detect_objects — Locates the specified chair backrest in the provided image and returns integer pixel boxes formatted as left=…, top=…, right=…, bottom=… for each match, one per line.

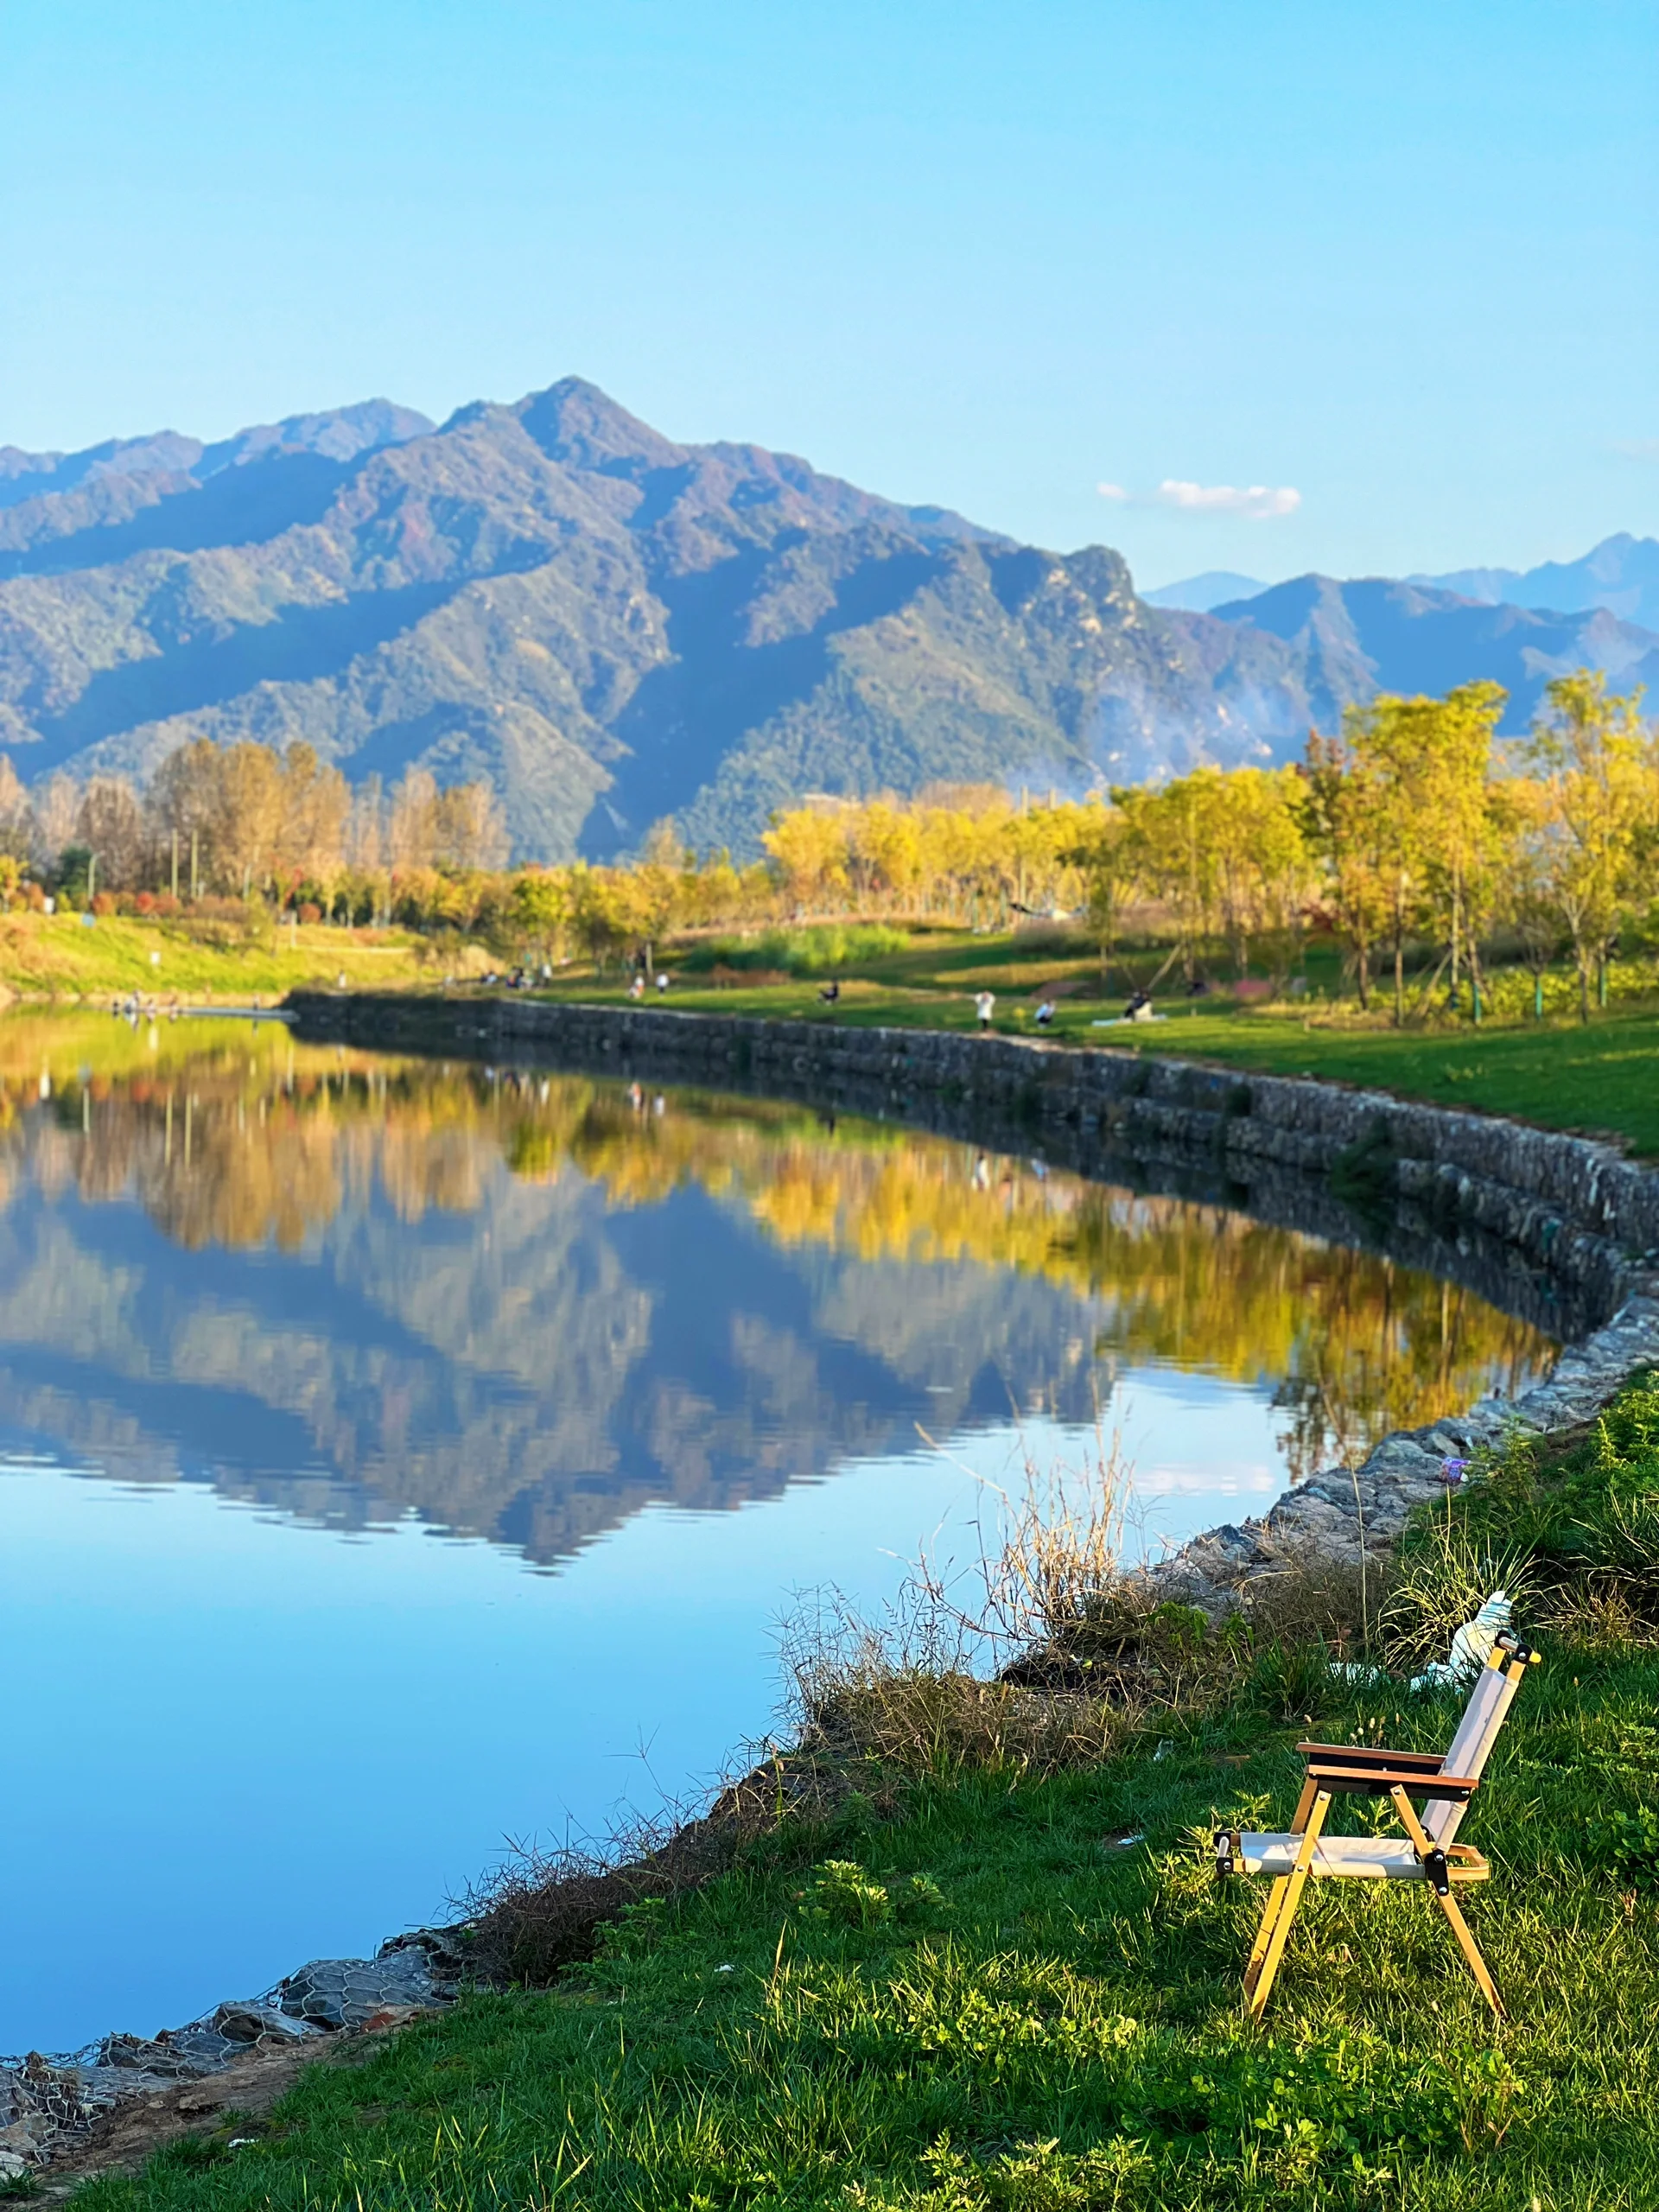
left=1422, top=1652, right=1524, bottom=1846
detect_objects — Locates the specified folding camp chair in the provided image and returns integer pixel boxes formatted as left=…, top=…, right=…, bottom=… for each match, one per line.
left=1215, top=1630, right=1540, bottom=2021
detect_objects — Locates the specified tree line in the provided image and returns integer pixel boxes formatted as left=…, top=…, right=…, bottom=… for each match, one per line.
left=1, top=671, right=1653, bottom=1022
left=765, top=671, right=1659, bottom=1023
left=0, top=741, right=507, bottom=918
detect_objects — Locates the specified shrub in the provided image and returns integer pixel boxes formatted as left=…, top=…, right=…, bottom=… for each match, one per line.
left=681, top=924, right=910, bottom=978
left=1376, top=1511, right=1538, bottom=1674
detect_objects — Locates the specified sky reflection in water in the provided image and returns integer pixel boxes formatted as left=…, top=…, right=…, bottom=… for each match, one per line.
left=0, top=1017, right=1555, bottom=2051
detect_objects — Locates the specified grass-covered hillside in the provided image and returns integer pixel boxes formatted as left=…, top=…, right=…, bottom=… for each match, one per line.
left=0, top=909, right=447, bottom=1002
left=77, top=1378, right=1659, bottom=2212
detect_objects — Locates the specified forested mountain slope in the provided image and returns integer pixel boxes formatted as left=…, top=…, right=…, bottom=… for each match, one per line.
left=2, top=378, right=1652, bottom=859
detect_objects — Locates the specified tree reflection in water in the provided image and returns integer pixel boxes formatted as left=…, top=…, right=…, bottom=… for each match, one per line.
left=0, top=1015, right=1554, bottom=1562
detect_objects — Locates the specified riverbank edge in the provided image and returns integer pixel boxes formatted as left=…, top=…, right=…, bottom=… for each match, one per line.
left=288, top=989, right=1659, bottom=1601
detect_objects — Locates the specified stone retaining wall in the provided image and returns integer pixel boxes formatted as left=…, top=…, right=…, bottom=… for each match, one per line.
left=287, top=992, right=1659, bottom=1603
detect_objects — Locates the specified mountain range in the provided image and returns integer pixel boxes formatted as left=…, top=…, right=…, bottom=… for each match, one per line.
left=2, top=377, right=1655, bottom=861
left=1151, top=537, right=1659, bottom=636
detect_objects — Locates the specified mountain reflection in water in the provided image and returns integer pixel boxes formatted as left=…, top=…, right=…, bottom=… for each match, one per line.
left=0, top=1014, right=1555, bottom=1567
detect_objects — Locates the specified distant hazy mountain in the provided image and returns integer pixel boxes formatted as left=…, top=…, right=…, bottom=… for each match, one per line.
left=1200, top=574, right=1659, bottom=733
left=1, top=378, right=1653, bottom=860
left=1142, top=570, right=1268, bottom=613
left=1410, top=534, right=1659, bottom=634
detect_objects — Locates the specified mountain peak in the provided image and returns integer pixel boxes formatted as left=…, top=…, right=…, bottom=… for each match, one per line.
left=512, top=376, right=687, bottom=479
left=0, top=403, right=432, bottom=515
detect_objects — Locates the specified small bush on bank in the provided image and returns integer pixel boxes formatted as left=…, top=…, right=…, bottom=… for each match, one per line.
left=680, top=923, right=911, bottom=977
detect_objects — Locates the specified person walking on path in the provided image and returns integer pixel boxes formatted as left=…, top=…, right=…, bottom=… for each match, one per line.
left=974, top=990, right=995, bottom=1031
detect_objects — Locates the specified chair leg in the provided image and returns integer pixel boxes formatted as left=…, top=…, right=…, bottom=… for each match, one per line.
left=1243, top=1878, right=1291, bottom=1996
left=1243, top=1775, right=1320, bottom=1999
left=1432, top=1889, right=1505, bottom=2019
left=1246, top=1790, right=1330, bottom=2021
left=1388, top=1787, right=1506, bottom=2019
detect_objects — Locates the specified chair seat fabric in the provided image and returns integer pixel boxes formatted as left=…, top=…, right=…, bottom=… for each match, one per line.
left=1237, top=1832, right=1426, bottom=1880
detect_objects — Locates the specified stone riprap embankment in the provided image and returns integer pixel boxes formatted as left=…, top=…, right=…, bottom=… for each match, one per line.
left=288, top=991, right=1659, bottom=1603
left=0, top=1940, right=457, bottom=2177
left=1166, top=1290, right=1659, bottom=1609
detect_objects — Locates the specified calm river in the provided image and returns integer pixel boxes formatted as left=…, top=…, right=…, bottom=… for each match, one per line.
left=0, top=1014, right=1554, bottom=2052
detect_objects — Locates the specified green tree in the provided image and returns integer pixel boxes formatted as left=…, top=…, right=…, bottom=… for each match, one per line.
left=1303, top=733, right=1393, bottom=1011
left=509, top=869, right=572, bottom=964
left=1522, top=673, right=1654, bottom=1021
left=1343, top=683, right=1505, bottom=1023
left=1061, top=802, right=1137, bottom=976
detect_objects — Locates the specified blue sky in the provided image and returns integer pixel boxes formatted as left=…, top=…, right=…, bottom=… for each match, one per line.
left=3, top=0, right=1653, bottom=586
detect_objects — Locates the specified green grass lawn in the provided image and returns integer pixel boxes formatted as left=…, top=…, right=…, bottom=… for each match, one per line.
left=16, top=905, right=1652, bottom=1153
left=76, top=1389, right=1659, bottom=2212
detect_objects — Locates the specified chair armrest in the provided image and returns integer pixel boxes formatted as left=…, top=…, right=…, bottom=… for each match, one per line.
left=1304, top=1759, right=1480, bottom=1799
left=1295, top=1740, right=1445, bottom=1770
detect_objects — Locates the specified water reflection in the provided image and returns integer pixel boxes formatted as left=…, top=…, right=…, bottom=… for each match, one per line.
left=0, top=1014, right=1554, bottom=1567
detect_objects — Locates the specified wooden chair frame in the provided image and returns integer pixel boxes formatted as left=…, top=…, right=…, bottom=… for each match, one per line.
left=1216, top=1632, right=1539, bottom=2021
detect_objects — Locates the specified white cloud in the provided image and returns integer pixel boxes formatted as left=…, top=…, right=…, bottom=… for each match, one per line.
left=1096, top=478, right=1301, bottom=518
left=1154, top=479, right=1301, bottom=518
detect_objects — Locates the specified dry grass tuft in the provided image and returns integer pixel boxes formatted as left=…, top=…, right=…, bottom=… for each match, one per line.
left=1234, top=1542, right=1378, bottom=1651
left=804, top=1656, right=1131, bottom=1777
left=1374, top=1511, right=1540, bottom=1674
left=1543, top=1583, right=1659, bottom=1650
left=459, top=1751, right=859, bottom=1987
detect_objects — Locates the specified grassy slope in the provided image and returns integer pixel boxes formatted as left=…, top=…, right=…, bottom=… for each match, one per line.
left=75, top=1649, right=1659, bottom=2212
left=533, top=929, right=1659, bottom=1158
left=0, top=913, right=435, bottom=1001
left=79, top=1379, right=1659, bottom=2212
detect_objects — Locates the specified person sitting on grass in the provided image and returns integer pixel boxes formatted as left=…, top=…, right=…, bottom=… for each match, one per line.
left=1125, top=987, right=1154, bottom=1021
left=1034, top=999, right=1056, bottom=1027
left=817, top=979, right=841, bottom=1004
